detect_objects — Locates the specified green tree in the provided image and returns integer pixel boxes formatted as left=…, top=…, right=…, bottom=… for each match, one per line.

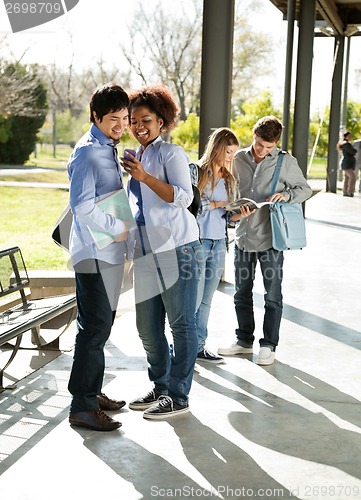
left=309, top=100, right=361, bottom=160
left=0, top=115, right=12, bottom=144
left=231, top=91, right=281, bottom=146
left=0, top=62, right=47, bottom=164
left=52, top=109, right=88, bottom=147
left=309, top=107, right=330, bottom=158
left=171, top=113, right=199, bottom=153
left=345, top=100, right=361, bottom=137
left=120, top=0, right=202, bottom=120
left=232, top=9, right=273, bottom=107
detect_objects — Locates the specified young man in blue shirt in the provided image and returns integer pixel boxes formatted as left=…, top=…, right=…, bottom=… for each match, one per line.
left=67, top=83, right=130, bottom=431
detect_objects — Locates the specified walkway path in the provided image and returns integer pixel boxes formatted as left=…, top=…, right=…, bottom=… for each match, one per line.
left=0, top=187, right=360, bottom=500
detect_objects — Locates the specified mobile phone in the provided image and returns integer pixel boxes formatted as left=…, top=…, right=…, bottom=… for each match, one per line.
left=124, top=149, right=136, bottom=160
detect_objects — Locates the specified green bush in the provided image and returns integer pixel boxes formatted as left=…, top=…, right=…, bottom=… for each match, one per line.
left=0, top=63, right=47, bottom=165
left=172, top=112, right=199, bottom=152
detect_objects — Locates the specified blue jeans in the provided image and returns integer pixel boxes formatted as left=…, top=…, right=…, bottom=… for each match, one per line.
left=196, top=238, right=226, bottom=352
left=68, top=259, right=124, bottom=412
left=234, top=245, right=283, bottom=350
left=134, top=241, right=202, bottom=406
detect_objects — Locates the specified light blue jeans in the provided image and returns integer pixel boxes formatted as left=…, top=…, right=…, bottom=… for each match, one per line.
left=134, top=240, right=202, bottom=406
left=196, top=238, right=226, bottom=352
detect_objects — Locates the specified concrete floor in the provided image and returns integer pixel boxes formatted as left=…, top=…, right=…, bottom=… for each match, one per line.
left=0, top=190, right=360, bottom=500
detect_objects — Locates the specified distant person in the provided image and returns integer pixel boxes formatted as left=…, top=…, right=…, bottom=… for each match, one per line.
left=122, top=84, right=201, bottom=419
left=190, top=128, right=240, bottom=364
left=352, top=132, right=361, bottom=193
left=337, top=131, right=357, bottom=197
left=218, top=116, right=312, bottom=366
left=67, top=83, right=130, bottom=431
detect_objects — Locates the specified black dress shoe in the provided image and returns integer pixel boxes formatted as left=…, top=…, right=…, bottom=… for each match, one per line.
left=97, top=393, right=126, bottom=411
left=69, top=409, right=122, bottom=431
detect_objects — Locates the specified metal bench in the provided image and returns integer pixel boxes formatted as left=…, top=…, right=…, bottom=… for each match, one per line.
left=0, top=246, right=77, bottom=391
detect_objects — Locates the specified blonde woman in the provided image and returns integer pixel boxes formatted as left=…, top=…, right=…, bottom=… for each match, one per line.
left=190, top=127, right=240, bottom=364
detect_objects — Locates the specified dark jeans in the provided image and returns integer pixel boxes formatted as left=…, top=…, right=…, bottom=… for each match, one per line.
left=68, top=259, right=123, bottom=413
left=234, top=245, right=283, bottom=350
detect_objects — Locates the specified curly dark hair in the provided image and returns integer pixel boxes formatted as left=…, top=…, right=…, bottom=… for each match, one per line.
left=128, top=84, right=180, bottom=131
left=252, top=115, right=283, bottom=143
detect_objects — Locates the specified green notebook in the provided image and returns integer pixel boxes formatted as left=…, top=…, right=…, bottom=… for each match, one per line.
left=87, top=189, right=136, bottom=250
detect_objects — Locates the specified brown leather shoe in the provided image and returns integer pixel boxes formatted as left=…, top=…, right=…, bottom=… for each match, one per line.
left=97, top=393, right=126, bottom=411
left=69, top=409, right=122, bottom=431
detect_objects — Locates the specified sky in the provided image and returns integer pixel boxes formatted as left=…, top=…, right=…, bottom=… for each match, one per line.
left=0, top=0, right=360, bottom=114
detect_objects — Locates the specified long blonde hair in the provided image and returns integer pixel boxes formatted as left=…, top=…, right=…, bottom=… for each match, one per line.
left=196, top=127, right=238, bottom=199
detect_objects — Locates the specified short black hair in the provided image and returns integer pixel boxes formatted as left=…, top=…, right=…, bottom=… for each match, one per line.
left=89, top=82, right=129, bottom=123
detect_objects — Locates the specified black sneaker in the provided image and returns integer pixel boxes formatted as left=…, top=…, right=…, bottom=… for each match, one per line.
left=143, top=395, right=189, bottom=420
left=197, top=347, right=224, bottom=364
left=128, top=389, right=162, bottom=411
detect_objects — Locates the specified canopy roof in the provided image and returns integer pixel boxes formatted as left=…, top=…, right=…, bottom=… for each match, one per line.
left=269, top=0, right=361, bottom=36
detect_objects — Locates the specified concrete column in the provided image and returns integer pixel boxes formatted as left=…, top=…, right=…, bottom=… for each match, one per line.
left=282, top=0, right=296, bottom=153
left=292, top=0, right=316, bottom=179
left=327, top=36, right=345, bottom=192
left=199, top=0, right=235, bottom=156
left=341, top=36, right=351, bottom=132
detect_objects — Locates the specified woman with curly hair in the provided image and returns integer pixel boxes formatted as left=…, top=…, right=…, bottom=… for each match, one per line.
left=121, top=84, right=202, bottom=419
left=189, top=128, right=239, bottom=364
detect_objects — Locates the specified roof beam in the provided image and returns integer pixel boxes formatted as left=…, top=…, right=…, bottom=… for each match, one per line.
left=317, top=0, right=345, bottom=34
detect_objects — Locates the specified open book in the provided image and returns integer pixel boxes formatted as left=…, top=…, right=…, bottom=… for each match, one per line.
left=225, top=197, right=273, bottom=213
left=87, top=189, right=136, bottom=250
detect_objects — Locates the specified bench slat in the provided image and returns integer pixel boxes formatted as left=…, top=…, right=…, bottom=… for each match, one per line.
left=0, top=294, right=76, bottom=346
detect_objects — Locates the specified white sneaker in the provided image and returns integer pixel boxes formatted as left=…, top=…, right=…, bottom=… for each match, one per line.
left=256, top=347, right=275, bottom=365
left=218, top=341, right=253, bottom=356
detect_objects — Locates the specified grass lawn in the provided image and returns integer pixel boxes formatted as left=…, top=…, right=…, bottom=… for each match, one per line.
left=0, top=186, right=71, bottom=271
left=308, top=157, right=328, bottom=178
left=0, top=145, right=328, bottom=271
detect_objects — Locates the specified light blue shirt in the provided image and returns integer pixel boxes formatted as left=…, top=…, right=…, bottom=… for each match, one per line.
left=67, top=124, right=127, bottom=266
left=196, top=178, right=228, bottom=240
left=127, top=136, right=199, bottom=253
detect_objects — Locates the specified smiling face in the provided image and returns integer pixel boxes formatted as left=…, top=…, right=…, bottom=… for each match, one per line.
left=130, top=105, right=164, bottom=148
left=252, top=135, right=276, bottom=162
left=93, top=108, right=129, bottom=143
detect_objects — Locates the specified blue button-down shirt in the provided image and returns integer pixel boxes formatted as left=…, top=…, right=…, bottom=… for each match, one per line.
left=127, top=137, right=199, bottom=254
left=67, top=124, right=127, bottom=265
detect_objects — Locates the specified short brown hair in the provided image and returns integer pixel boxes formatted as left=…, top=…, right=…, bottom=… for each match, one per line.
left=253, top=116, right=283, bottom=143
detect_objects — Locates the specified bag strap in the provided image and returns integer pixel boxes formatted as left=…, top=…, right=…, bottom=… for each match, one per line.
left=188, top=163, right=201, bottom=185
left=269, top=152, right=286, bottom=197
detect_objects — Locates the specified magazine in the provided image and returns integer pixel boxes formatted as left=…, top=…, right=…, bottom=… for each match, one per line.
left=87, top=189, right=136, bottom=250
left=225, top=197, right=273, bottom=213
